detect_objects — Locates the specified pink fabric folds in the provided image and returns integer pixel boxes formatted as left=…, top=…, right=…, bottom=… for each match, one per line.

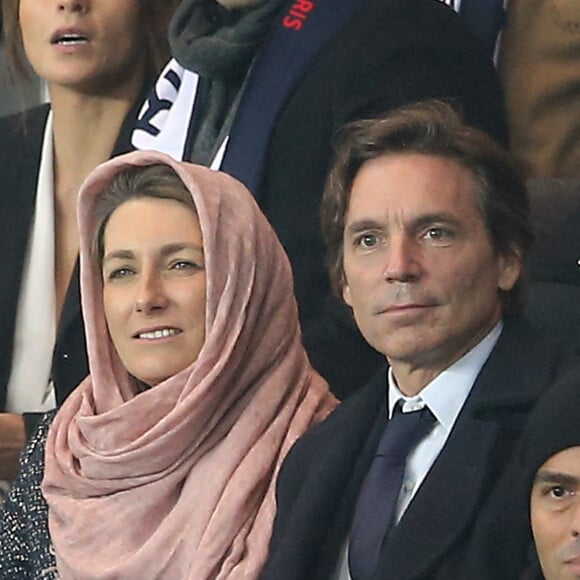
left=41, top=150, right=337, bottom=579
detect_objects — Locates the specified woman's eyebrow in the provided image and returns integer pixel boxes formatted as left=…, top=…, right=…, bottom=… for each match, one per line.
left=102, top=249, right=135, bottom=264
left=159, top=242, right=204, bottom=257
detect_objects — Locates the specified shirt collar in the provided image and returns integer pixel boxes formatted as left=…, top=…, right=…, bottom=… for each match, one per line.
left=387, top=321, right=503, bottom=432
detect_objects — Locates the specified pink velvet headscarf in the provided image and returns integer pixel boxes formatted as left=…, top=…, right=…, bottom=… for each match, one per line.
left=41, top=150, right=337, bottom=579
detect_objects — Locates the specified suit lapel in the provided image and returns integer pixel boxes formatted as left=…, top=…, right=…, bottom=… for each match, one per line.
left=267, top=367, right=388, bottom=580
left=315, top=378, right=388, bottom=578
left=374, top=317, right=560, bottom=579
left=0, top=106, right=49, bottom=408
left=57, top=260, right=81, bottom=339
left=377, top=409, right=501, bottom=579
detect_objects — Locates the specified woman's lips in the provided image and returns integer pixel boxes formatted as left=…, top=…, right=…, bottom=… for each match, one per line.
left=133, top=327, right=183, bottom=340
left=50, top=28, right=90, bottom=45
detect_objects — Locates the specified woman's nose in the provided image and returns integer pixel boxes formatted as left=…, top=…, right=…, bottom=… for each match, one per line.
left=134, top=273, right=169, bottom=314
left=58, top=0, right=88, bottom=14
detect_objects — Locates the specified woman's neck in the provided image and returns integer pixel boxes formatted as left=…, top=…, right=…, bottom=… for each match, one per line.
left=50, top=84, right=140, bottom=203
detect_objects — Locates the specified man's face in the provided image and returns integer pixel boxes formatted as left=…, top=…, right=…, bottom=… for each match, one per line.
left=341, top=153, right=521, bottom=390
left=531, top=447, right=580, bottom=580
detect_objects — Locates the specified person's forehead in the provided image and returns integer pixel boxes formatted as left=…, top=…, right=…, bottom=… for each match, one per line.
left=347, top=152, right=481, bottom=222
left=536, top=446, right=580, bottom=482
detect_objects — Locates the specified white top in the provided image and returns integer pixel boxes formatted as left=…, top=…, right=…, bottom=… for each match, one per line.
left=440, top=0, right=463, bottom=11
left=6, top=111, right=56, bottom=414
left=333, top=321, right=503, bottom=580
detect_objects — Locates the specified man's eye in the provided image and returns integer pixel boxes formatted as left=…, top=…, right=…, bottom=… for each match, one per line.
left=355, top=233, right=380, bottom=249
left=423, top=227, right=453, bottom=243
left=547, top=486, right=573, bottom=500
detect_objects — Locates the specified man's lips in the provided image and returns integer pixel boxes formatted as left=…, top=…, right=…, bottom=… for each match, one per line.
left=374, top=303, right=434, bottom=315
left=558, top=540, right=580, bottom=575
left=563, top=556, right=580, bottom=577
left=557, top=538, right=580, bottom=563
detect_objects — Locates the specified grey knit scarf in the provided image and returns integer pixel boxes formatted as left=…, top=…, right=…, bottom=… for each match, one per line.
left=168, top=0, right=286, bottom=163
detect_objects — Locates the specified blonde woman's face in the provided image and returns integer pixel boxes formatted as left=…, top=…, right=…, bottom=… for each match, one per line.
left=102, top=198, right=206, bottom=387
left=19, top=0, right=146, bottom=92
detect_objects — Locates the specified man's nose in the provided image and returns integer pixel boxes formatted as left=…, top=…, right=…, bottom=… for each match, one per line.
left=570, top=498, right=580, bottom=538
left=383, top=235, right=422, bottom=283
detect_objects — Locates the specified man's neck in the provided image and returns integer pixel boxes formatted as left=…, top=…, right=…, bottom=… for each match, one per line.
left=388, top=365, right=443, bottom=398
left=389, top=320, right=504, bottom=397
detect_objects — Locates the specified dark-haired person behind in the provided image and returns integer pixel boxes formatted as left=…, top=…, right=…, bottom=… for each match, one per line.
left=0, top=150, right=336, bottom=579
left=135, top=0, right=509, bottom=401
left=0, top=0, right=178, bottom=483
left=262, top=100, right=572, bottom=580
left=519, top=365, right=580, bottom=580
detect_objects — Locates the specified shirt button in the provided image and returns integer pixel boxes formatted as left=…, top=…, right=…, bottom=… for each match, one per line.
left=63, top=353, right=69, bottom=359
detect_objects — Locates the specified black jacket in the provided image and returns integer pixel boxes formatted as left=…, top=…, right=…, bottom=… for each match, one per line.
left=262, top=317, right=567, bottom=579
left=0, top=103, right=139, bottom=435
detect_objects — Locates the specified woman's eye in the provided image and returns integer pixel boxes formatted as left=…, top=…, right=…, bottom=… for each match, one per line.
left=170, top=260, right=202, bottom=271
left=107, top=267, right=134, bottom=281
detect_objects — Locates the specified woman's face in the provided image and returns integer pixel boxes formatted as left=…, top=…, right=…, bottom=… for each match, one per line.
left=102, top=197, right=206, bottom=387
left=18, top=0, right=146, bottom=93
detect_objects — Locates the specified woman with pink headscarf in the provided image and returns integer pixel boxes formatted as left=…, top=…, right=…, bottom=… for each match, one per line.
left=0, top=150, right=337, bottom=579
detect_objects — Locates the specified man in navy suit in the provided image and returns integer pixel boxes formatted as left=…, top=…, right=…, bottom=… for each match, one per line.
left=262, top=100, right=569, bottom=580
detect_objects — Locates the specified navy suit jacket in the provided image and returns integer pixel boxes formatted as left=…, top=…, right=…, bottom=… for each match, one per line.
left=262, top=317, right=569, bottom=579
